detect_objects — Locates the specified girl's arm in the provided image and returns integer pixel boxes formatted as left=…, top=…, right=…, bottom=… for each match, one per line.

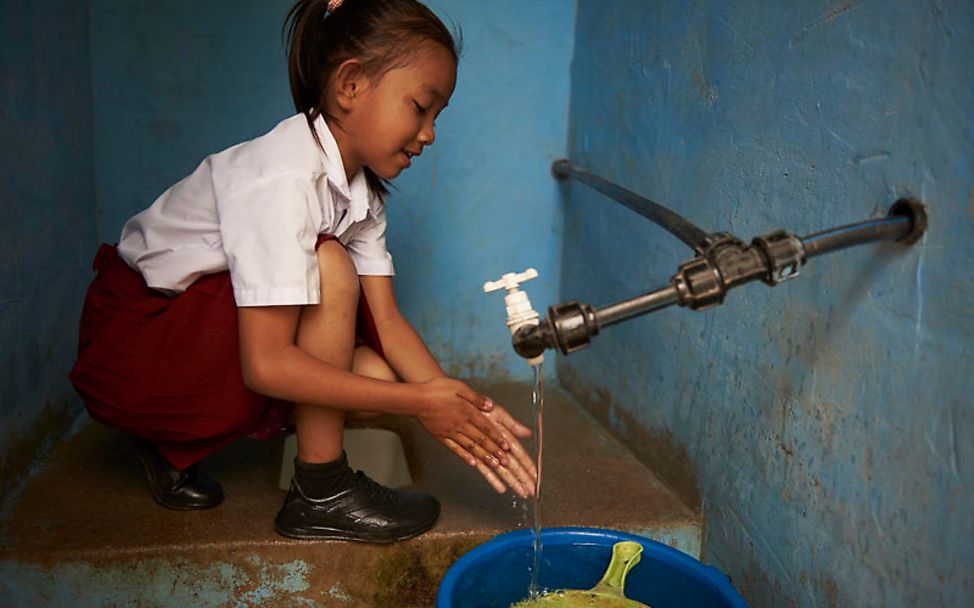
left=237, top=305, right=513, bottom=470
left=361, top=276, right=538, bottom=495
left=238, top=303, right=423, bottom=412
left=360, top=275, right=446, bottom=382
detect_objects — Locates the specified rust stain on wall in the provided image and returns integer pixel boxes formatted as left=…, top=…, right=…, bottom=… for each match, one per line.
left=804, top=2, right=858, bottom=31
left=0, top=398, right=77, bottom=511
left=558, top=369, right=701, bottom=510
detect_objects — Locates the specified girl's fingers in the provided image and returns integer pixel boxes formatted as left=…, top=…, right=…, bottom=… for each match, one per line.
left=493, top=463, right=530, bottom=498
left=443, top=438, right=478, bottom=467
left=506, top=449, right=537, bottom=494
left=494, top=405, right=533, bottom=438
left=456, top=390, right=494, bottom=413
left=460, top=435, right=503, bottom=469
left=480, top=396, right=494, bottom=412
left=454, top=392, right=510, bottom=452
left=493, top=447, right=534, bottom=497
left=478, top=417, right=511, bottom=451
left=486, top=423, right=535, bottom=484
left=507, top=432, right=538, bottom=480
left=485, top=407, right=537, bottom=480
left=507, top=442, right=538, bottom=486
left=505, top=417, right=532, bottom=438
left=439, top=390, right=538, bottom=497
left=461, top=421, right=509, bottom=460
left=472, top=458, right=508, bottom=494
left=446, top=438, right=530, bottom=498
left=447, top=435, right=506, bottom=474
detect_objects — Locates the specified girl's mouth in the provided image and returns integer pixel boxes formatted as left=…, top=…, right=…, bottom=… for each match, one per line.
left=401, top=150, right=416, bottom=167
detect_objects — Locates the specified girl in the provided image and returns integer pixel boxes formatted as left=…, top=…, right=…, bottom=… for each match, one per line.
left=69, top=0, right=536, bottom=544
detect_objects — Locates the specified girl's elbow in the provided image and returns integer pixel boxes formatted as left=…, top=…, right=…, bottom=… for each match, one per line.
left=240, top=356, right=273, bottom=395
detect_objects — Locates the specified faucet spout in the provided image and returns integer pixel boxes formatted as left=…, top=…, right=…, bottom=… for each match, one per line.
left=512, top=300, right=601, bottom=357
left=512, top=323, right=548, bottom=360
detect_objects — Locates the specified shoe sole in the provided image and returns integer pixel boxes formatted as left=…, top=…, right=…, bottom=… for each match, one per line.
left=274, top=513, right=440, bottom=543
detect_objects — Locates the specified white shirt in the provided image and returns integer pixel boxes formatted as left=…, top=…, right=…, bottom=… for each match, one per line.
left=118, top=114, right=394, bottom=307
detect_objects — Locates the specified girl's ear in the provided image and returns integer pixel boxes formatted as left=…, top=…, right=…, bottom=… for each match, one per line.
left=333, top=59, right=368, bottom=111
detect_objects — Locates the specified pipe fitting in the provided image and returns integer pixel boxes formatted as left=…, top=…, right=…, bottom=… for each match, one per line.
left=752, top=230, right=805, bottom=285
left=547, top=301, right=599, bottom=354
left=672, top=256, right=724, bottom=310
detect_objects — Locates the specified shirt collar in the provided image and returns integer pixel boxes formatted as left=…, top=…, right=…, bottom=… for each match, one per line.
left=312, top=114, right=382, bottom=221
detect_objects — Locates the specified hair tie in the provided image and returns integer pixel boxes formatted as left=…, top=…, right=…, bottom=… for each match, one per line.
left=326, top=0, right=345, bottom=15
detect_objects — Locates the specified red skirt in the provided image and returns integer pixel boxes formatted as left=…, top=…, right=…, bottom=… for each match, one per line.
left=69, top=236, right=384, bottom=469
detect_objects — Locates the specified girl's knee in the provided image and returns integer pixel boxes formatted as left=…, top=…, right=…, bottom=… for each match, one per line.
left=347, top=347, right=395, bottom=421
left=315, top=240, right=360, bottom=306
left=353, top=346, right=397, bottom=382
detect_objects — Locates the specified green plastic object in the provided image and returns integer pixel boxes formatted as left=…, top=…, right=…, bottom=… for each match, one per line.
left=512, top=541, right=652, bottom=607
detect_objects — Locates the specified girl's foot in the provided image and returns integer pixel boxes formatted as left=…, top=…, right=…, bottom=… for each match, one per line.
left=274, top=470, right=440, bottom=542
left=129, top=437, right=224, bottom=510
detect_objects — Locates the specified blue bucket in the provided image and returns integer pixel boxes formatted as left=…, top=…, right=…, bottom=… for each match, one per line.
left=436, top=527, right=747, bottom=608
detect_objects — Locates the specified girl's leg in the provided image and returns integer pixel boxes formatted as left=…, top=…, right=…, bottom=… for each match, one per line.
left=352, top=344, right=398, bottom=382
left=293, top=239, right=361, bottom=463
left=276, top=241, right=440, bottom=542
left=346, top=345, right=398, bottom=421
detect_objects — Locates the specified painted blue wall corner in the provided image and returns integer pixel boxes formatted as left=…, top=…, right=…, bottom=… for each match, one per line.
left=562, top=1, right=973, bottom=606
left=0, top=0, right=95, bottom=508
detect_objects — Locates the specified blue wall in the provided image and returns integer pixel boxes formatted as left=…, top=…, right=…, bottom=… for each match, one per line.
left=393, top=0, right=574, bottom=379
left=0, top=1, right=95, bottom=508
left=88, top=0, right=575, bottom=380
left=88, top=0, right=294, bottom=242
left=561, top=1, right=973, bottom=606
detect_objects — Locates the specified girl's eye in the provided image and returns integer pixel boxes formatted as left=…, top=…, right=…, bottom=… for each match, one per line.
left=413, top=101, right=429, bottom=114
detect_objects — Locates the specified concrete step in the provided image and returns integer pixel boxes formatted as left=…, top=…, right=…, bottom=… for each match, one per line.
left=0, top=381, right=699, bottom=607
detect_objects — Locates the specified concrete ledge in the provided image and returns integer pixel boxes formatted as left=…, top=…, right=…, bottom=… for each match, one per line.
left=0, top=381, right=699, bottom=607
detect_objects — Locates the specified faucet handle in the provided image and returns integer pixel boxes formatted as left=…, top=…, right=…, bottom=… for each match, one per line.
left=484, top=268, right=544, bottom=366
left=483, top=266, right=541, bottom=330
left=482, top=268, right=539, bottom=293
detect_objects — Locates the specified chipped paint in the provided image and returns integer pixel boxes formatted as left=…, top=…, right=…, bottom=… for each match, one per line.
left=0, top=556, right=317, bottom=607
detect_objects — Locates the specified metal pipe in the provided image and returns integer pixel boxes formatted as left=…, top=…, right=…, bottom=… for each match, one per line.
left=511, top=197, right=927, bottom=360
left=800, top=216, right=911, bottom=259
left=552, top=159, right=713, bottom=253
left=595, top=285, right=680, bottom=328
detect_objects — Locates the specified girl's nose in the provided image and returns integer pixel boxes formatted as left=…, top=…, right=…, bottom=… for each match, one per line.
left=418, top=121, right=436, bottom=146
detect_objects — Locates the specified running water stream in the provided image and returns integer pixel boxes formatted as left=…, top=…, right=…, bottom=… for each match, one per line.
left=528, top=361, right=545, bottom=598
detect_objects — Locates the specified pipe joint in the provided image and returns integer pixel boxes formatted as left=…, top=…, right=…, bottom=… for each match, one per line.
left=511, top=301, right=600, bottom=358
left=546, top=300, right=599, bottom=354
left=673, top=255, right=725, bottom=310
left=753, top=230, right=805, bottom=285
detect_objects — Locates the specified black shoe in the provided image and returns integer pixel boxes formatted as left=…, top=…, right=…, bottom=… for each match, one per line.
left=129, top=437, right=224, bottom=511
left=274, top=471, right=440, bottom=542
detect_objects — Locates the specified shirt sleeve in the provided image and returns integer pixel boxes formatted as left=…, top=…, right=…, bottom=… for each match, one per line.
left=216, top=174, right=323, bottom=306
left=346, top=203, right=395, bottom=276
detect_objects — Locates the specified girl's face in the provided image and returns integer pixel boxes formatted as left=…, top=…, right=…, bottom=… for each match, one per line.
left=336, top=44, right=457, bottom=180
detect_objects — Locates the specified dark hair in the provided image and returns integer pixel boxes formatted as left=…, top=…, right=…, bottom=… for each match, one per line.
left=284, top=0, right=461, bottom=198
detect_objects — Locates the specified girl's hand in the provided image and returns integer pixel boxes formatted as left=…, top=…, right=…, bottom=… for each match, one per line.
left=463, top=404, right=537, bottom=499
left=414, top=377, right=513, bottom=470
